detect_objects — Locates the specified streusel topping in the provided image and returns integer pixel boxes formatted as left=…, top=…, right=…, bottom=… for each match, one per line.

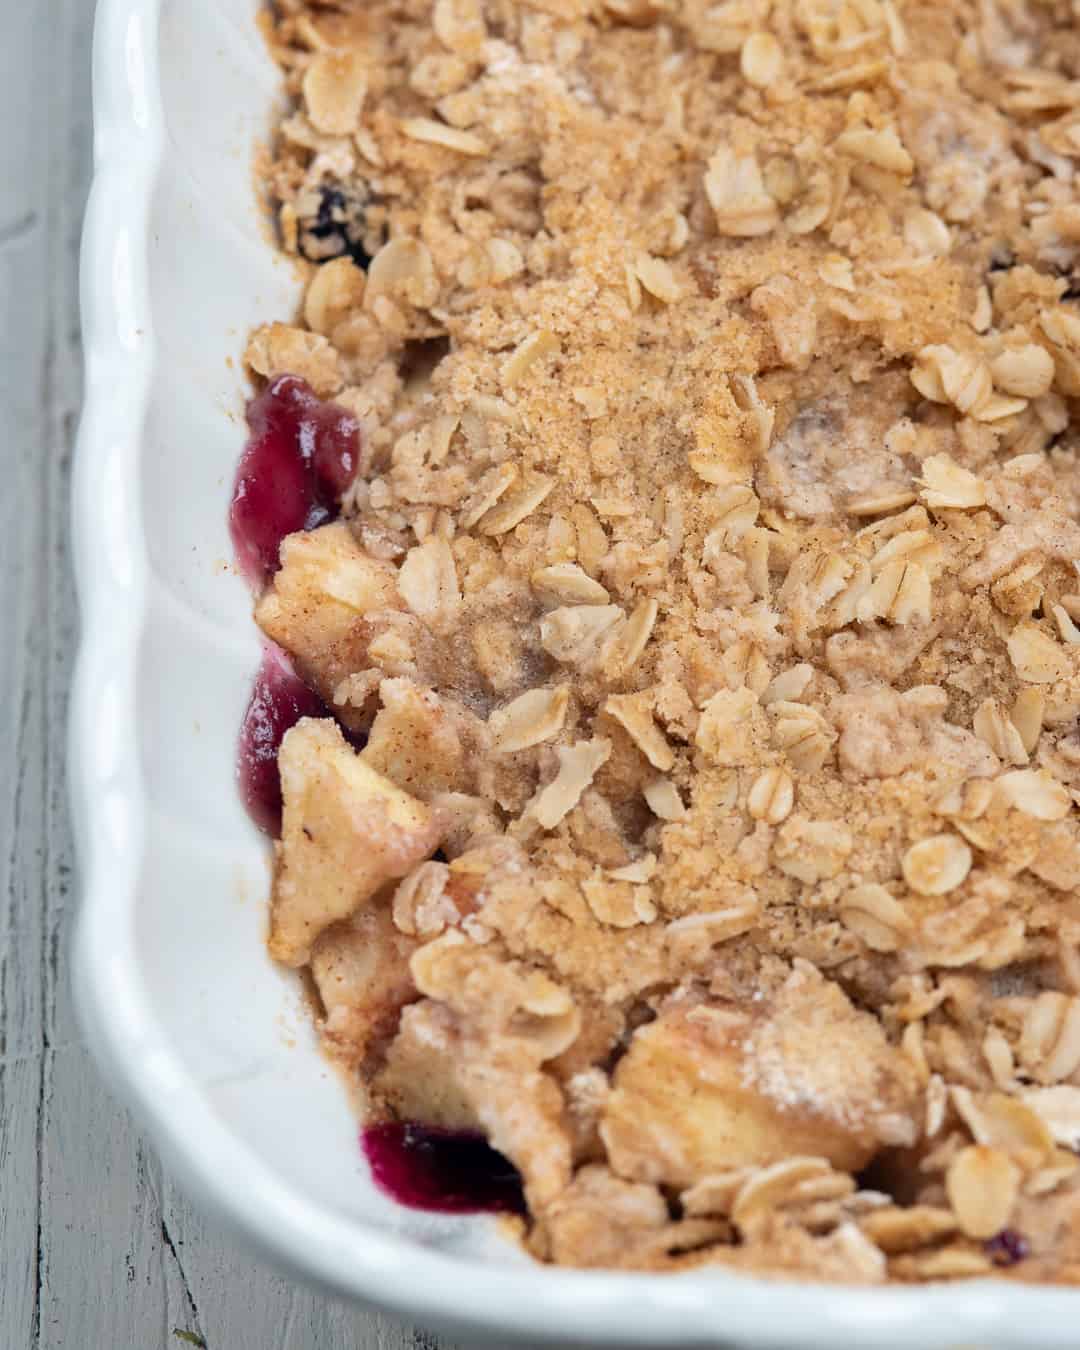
left=249, top=0, right=1080, bottom=1281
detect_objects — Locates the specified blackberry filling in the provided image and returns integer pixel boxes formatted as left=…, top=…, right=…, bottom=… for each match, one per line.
left=298, top=183, right=377, bottom=270
left=363, top=1122, right=526, bottom=1216
left=237, top=646, right=328, bottom=837
left=232, top=375, right=362, bottom=832
left=229, top=373, right=360, bottom=587
left=985, top=1228, right=1030, bottom=1267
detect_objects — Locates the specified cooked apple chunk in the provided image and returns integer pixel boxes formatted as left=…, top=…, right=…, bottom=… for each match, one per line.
left=310, top=904, right=419, bottom=1068
left=255, top=523, right=402, bottom=715
left=602, top=964, right=919, bottom=1186
left=269, top=717, right=442, bottom=966
left=374, top=999, right=482, bottom=1131
left=363, top=676, right=490, bottom=801
left=374, top=935, right=581, bottom=1208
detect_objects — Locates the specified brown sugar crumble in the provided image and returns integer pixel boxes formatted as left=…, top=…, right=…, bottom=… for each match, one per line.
left=247, top=0, right=1080, bottom=1281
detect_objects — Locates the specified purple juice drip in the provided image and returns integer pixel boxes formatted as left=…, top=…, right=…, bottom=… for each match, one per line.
left=229, top=374, right=360, bottom=587
left=363, top=1122, right=526, bottom=1216
left=237, top=645, right=328, bottom=836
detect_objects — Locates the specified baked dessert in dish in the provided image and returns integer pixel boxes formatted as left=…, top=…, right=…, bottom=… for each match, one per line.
left=234, top=0, right=1080, bottom=1281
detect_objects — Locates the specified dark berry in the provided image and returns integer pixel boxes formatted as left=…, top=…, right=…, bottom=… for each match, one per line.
left=298, top=182, right=376, bottom=270
left=229, top=374, right=361, bottom=587
left=362, top=1122, right=526, bottom=1216
left=985, top=1228, right=1030, bottom=1267
left=237, top=646, right=328, bottom=836
left=315, top=186, right=346, bottom=231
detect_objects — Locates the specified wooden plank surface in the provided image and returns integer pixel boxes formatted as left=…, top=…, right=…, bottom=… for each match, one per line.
left=0, top=5, right=502, bottom=1347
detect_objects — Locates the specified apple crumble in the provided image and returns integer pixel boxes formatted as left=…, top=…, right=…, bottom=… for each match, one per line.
left=239, top=0, right=1080, bottom=1281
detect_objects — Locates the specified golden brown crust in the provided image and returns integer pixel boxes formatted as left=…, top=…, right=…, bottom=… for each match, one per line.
left=251, top=0, right=1080, bottom=1280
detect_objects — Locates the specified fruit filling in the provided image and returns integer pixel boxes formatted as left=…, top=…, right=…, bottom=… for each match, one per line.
left=362, top=1122, right=526, bottom=1216
left=230, top=374, right=360, bottom=587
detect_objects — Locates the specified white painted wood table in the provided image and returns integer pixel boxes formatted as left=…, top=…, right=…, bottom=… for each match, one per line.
left=0, top=6, right=543, bottom=1347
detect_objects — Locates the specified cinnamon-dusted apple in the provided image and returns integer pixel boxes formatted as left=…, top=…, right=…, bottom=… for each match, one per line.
left=602, top=961, right=919, bottom=1186
left=310, top=903, right=419, bottom=1068
left=255, top=522, right=402, bottom=720
left=269, top=717, right=442, bottom=965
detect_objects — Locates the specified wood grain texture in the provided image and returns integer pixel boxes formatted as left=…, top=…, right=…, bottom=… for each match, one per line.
left=0, top=5, right=502, bottom=1347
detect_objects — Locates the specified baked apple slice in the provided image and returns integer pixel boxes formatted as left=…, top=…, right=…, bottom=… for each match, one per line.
left=269, top=717, right=442, bottom=965
left=602, top=962, right=919, bottom=1186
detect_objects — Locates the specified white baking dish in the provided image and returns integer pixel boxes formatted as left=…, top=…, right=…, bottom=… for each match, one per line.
left=69, top=0, right=1080, bottom=1343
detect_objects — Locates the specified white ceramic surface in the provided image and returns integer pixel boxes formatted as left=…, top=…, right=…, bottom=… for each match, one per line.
left=70, top=0, right=1080, bottom=1344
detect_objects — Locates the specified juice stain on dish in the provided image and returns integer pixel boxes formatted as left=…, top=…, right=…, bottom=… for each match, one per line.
left=363, top=1122, right=527, bottom=1216
left=230, top=373, right=360, bottom=586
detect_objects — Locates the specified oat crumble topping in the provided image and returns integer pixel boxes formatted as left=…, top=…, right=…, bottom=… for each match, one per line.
left=247, top=0, right=1080, bottom=1280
